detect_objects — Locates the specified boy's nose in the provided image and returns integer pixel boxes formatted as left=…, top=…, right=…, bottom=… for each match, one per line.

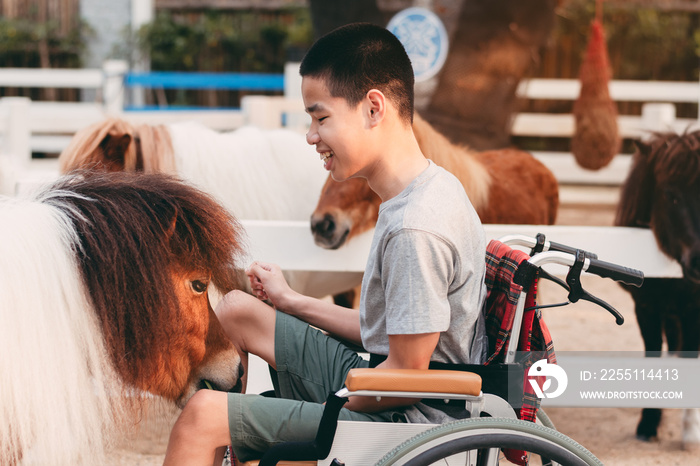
left=306, top=127, right=319, bottom=145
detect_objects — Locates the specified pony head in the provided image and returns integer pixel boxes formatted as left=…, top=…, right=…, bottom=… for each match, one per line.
left=46, top=171, right=247, bottom=402
left=616, top=130, right=700, bottom=282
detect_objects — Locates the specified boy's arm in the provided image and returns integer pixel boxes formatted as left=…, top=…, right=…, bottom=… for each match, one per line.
left=284, top=293, right=363, bottom=346
left=247, top=261, right=362, bottom=345
left=344, top=332, right=440, bottom=413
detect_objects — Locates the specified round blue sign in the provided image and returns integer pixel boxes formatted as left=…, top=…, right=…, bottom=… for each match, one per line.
left=387, top=7, right=449, bottom=82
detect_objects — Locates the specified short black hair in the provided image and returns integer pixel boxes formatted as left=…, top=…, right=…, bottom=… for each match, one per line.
left=300, top=22, right=414, bottom=124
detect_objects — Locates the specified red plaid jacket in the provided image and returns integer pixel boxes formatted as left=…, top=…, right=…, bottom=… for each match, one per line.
left=483, top=240, right=556, bottom=465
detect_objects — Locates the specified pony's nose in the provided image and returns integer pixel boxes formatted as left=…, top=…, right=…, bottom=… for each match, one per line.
left=311, top=213, right=336, bottom=240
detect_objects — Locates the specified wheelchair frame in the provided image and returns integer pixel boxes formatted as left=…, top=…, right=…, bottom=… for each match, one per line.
left=241, top=234, right=644, bottom=466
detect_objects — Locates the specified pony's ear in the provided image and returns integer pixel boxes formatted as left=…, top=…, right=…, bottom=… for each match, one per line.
left=615, top=139, right=655, bottom=227
left=101, top=134, right=133, bottom=171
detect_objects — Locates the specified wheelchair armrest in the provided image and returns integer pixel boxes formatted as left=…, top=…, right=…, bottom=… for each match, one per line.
left=344, top=368, right=482, bottom=397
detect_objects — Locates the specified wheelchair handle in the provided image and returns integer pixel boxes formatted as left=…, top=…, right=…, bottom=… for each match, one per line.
left=586, top=257, right=644, bottom=288
left=500, top=233, right=644, bottom=287
left=547, top=239, right=598, bottom=260
left=500, top=233, right=599, bottom=259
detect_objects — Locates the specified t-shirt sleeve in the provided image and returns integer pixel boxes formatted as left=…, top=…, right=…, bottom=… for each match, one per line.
left=381, top=229, right=456, bottom=335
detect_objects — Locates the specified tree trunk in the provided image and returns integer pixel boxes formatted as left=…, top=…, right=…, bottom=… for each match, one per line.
left=308, top=0, right=385, bottom=39
left=425, top=0, right=558, bottom=150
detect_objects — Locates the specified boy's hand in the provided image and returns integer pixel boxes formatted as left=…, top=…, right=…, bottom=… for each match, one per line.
left=246, top=261, right=273, bottom=301
left=245, top=261, right=297, bottom=311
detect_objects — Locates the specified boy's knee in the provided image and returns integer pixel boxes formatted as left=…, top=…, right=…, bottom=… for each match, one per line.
left=216, top=289, right=256, bottom=323
left=176, top=390, right=230, bottom=439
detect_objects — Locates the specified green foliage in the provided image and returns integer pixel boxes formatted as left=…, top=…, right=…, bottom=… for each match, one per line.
left=554, top=0, right=698, bottom=81
left=133, top=9, right=314, bottom=73
left=0, top=17, right=92, bottom=68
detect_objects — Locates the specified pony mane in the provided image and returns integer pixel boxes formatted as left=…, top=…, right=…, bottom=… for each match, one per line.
left=0, top=195, right=123, bottom=464
left=134, top=123, right=177, bottom=173
left=38, top=171, right=246, bottom=388
left=58, top=118, right=176, bottom=174
left=412, top=113, right=492, bottom=211
left=615, top=130, right=700, bottom=227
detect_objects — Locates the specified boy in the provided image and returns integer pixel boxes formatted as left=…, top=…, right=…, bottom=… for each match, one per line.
left=163, top=22, right=487, bottom=465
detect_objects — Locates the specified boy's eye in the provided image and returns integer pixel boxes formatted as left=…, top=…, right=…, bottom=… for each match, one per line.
left=318, top=116, right=328, bottom=122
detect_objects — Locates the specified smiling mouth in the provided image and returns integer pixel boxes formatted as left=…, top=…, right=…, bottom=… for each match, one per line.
left=320, top=151, right=334, bottom=167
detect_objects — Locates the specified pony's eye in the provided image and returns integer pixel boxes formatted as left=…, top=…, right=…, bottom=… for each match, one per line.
left=190, top=280, right=208, bottom=294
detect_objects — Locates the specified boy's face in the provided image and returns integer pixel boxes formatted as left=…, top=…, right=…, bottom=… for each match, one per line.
left=302, top=76, right=372, bottom=182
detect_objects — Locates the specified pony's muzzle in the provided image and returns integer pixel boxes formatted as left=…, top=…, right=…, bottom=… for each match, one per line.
left=199, top=362, right=244, bottom=393
left=311, top=213, right=350, bottom=250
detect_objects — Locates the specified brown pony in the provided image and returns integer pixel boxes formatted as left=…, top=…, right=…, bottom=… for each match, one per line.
left=615, top=130, right=700, bottom=449
left=311, top=113, right=559, bottom=249
left=0, top=171, right=246, bottom=464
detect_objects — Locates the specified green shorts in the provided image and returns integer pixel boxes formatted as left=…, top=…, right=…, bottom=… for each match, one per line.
left=228, top=312, right=407, bottom=462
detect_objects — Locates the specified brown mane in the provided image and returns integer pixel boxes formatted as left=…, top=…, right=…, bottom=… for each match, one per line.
left=44, top=171, right=245, bottom=385
left=412, top=113, right=492, bottom=210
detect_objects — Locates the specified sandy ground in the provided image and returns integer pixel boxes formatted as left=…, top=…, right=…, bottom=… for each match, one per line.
left=105, top=202, right=699, bottom=465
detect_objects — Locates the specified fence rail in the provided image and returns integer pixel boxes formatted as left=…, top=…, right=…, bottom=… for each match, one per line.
left=1, top=61, right=699, bottom=200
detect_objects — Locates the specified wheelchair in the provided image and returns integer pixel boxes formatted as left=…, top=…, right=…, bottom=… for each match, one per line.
left=235, top=233, right=644, bottom=466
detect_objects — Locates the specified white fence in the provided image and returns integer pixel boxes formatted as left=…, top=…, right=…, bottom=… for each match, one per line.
left=243, top=220, right=679, bottom=279
left=514, top=78, right=700, bottom=190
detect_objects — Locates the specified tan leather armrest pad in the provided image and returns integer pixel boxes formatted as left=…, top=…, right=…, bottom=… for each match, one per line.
left=345, top=368, right=481, bottom=396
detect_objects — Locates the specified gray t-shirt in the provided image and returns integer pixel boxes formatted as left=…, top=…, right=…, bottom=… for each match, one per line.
left=360, top=160, right=487, bottom=366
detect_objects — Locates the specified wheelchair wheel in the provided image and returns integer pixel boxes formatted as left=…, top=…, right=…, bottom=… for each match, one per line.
left=536, top=408, right=556, bottom=431
left=375, top=417, right=602, bottom=466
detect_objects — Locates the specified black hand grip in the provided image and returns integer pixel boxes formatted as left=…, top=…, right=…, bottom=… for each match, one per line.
left=586, top=259, right=644, bottom=287
left=547, top=240, right=598, bottom=260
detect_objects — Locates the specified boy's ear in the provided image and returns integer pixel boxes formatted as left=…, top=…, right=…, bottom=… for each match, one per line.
left=365, top=89, right=386, bottom=126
